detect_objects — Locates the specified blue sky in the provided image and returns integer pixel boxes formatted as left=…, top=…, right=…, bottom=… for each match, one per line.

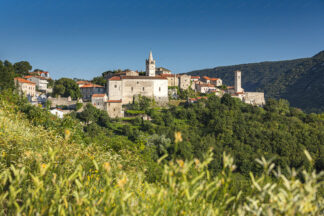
left=0, top=0, right=323, bottom=79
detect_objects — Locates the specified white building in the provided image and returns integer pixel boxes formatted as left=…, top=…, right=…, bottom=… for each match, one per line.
left=24, top=75, right=48, bottom=91
left=91, top=94, right=108, bottom=110
left=50, top=108, right=64, bottom=119
left=14, top=77, right=36, bottom=102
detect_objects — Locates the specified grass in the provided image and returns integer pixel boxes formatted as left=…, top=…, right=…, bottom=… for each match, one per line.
left=0, top=98, right=323, bottom=215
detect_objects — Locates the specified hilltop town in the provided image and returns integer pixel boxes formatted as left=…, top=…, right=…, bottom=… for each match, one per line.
left=13, top=51, right=265, bottom=118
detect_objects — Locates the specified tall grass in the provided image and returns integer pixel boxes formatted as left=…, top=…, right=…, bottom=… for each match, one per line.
left=0, top=98, right=323, bottom=215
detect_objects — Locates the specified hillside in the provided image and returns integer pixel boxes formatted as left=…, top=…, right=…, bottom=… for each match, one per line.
left=0, top=93, right=323, bottom=215
left=187, top=51, right=324, bottom=112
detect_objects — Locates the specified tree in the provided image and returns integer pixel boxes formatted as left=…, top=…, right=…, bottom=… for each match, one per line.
left=13, top=61, right=32, bottom=76
left=0, top=60, right=15, bottom=91
left=53, top=78, right=81, bottom=99
left=92, top=76, right=106, bottom=87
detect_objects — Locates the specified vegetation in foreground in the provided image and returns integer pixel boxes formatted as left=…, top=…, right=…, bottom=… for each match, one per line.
left=0, top=93, right=323, bottom=215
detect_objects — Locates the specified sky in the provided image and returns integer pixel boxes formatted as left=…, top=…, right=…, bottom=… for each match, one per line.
left=0, top=0, right=323, bottom=80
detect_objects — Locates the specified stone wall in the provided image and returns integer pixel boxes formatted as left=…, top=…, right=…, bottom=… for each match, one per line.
left=179, top=75, right=191, bottom=90
left=243, top=92, right=265, bottom=106
left=106, top=102, right=124, bottom=118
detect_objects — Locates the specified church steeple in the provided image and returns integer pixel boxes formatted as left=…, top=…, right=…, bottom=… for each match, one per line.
left=146, top=51, right=156, bottom=76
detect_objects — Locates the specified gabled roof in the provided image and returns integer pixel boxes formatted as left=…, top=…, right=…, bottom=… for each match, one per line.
left=156, top=67, right=171, bottom=72
left=76, top=80, right=91, bottom=84
left=24, top=75, right=48, bottom=80
left=14, top=77, right=36, bottom=85
left=92, top=94, right=107, bottom=98
left=109, top=76, right=121, bottom=80
left=202, top=76, right=220, bottom=81
left=80, top=84, right=104, bottom=88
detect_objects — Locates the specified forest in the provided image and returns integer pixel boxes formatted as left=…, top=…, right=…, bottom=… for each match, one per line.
left=188, top=50, right=324, bottom=113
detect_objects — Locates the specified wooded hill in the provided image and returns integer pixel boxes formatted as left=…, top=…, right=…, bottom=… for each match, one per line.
left=187, top=51, right=324, bottom=113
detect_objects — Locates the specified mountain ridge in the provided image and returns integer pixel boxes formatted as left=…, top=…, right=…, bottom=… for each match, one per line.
left=187, top=50, right=324, bottom=113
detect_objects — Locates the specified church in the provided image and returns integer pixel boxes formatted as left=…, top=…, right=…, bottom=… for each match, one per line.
left=104, top=51, right=169, bottom=117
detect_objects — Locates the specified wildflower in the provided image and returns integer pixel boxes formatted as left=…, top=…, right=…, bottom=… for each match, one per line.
left=2, top=151, right=5, bottom=157
left=174, top=131, right=183, bottom=143
left=103, top=162, right=111, bottom=172
left=177, top=159, right=184, bottom=168
left=41, top=163, right=46, bottom=169
left=117, top=176, right=127, bottom=188
left=64, top=129, right=71, bottom=140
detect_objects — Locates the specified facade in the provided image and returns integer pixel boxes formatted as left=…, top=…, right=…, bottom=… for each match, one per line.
left=106, top=100, right=124, bottom=118
left=179, top=74, right=191, bottom=90
left=24, top=75, right=48, bottom=91
left=107, top=76, right=168, bottom=105
left=80, top=83, right=105, bottom=101
left=196, top=84, right=216, bottom=93
left=14, top=77, right=36, bottom=98
left=91, top=94, right=108, bottom=110
left=76, top=80, right=91, bottom=88
left=202, top=76, right=223, bottom=86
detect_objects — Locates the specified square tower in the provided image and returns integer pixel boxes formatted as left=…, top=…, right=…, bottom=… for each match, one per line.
left=146, top=51, right=156, bottom=76
left=234, top=70, right=243, bottom=93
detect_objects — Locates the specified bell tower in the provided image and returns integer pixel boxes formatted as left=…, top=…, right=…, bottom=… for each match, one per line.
left=234, top=70, right=243, bottom=93
left=146, top=51, right=156, bottom=76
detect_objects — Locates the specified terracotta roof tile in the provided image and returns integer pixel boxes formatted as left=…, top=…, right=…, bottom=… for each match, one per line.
left=109, top=76, right=121, bottom=80
left=14, top=77, right=36, bottom=85
left=107, top=99, right=122, bottom=103
left=92, top=94, right=107, bottom=98
left=80, top=84, right=104, bottom=88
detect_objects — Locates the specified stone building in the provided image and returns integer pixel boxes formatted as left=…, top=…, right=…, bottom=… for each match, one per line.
left=179, top=74, right=191, bottom=90
left=14, top=77, right=36, bottom=100
left=156, top=67, right=171, bottom=75
left=196, top=84, right=216, bottom=93
left=91, top=94, right=108, bottom=110
left=106, top=100, right=124, bottom=118
left=80, top=83, right=105, bottom=101
left=24, top=75, right=48, bottom=91
left=228, top=70, right=265, bottom=106
left=201, top=76, right=223, bottom=86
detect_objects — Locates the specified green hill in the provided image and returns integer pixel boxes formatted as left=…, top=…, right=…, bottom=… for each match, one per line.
left=187, top=51, right=324, bottom=113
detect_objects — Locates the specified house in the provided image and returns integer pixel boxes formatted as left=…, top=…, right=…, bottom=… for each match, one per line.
left=76, top=80, right=92, bottom=88
left=201, top=76, right=223, bottom=86
left=24, top=75, right=48, bottom=91
left=196, top=84, right=216, bottom=93
left=156, top=67, right=171, bottom=75
left=91, top=94, right=108, bottom=110
left=80, top=83, right=105, bottom=101
left=14, top=78, right=36, bottom=101
left=29, top=71, right=50, bottom=79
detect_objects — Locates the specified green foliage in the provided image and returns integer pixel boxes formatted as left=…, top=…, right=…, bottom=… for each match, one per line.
left=188, top=50, right=324, bottom=113
left=0, top=60, right=15, bottom=91
left=75, top=102, right=83, bottom=111
left=13, top=61, right=32, bottom=76
left=53, top=78, right=81, bottom=99
left=92, top=76, right=106, bottom=87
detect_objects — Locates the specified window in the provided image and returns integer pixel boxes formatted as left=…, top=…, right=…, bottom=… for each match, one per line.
left=159, top=87, right=161, bottom=92
left=114, top=85, right=117, bottom=88
left=131, top=87, right=133, bottom=91
left=142, top=87, right=145, bottom=91
left=137, top=81, right=139, bottom=84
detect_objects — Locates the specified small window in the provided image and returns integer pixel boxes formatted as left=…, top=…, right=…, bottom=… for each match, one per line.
left=113, top=108, right=116, bottom=111
left=142, top=87, right=145, bottom=91
left=137, top=81, right=139, bottom=84
left=131, top=87, right=133, bottom=91
left=159, top=87, right=161, bottom=91
left=114, top=85, right=117, bottom=88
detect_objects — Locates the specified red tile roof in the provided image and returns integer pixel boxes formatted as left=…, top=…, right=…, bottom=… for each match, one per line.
left=107, top=99, right=122, bottom=103
left=191, top=76, right=200, bottom=79
left=199, top=84, right=215, bottom=87
left=80, top=84, right=104, bottom=88
left=202, top=76, right=220, bottom=81
left=92, top=94, right=107, bottom=98
left=24, top=75, right=47, bottom=80
left=121, top=76, right=167, bottom=80
left=109, top=76, right=121, bottom=80
left=14, top=77, right=36, bottom=85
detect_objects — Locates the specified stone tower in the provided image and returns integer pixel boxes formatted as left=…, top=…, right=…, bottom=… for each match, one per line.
left=146, top=51, right=156, bottom=76
left=234, top=70, right=243, bottom=93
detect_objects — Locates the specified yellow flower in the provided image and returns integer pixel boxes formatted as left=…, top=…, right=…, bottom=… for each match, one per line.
left=2, top=151, right=5, bottom=157
left=174, top=131, right=183, bottom=143
left=177, top=159, right=184, bottom=168
left=41, top=163, right=46, bottom=169
left=117, top=176, right=127, bottom=188
left=103, top=162, right=111, bottom=172
left=64, top=129, right=71, bottom=140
